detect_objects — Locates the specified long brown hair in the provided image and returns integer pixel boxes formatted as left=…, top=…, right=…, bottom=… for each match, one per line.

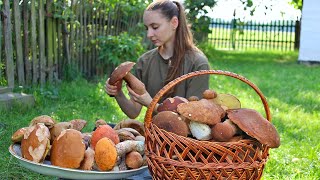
left=146, top=0, right=198, bottom=97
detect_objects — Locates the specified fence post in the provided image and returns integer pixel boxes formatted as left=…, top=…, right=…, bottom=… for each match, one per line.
left=230, top=10, right=236, bottom=50
left=294, top=18, right=301, bottom=50
left=3, top=0, right=14, bottom=88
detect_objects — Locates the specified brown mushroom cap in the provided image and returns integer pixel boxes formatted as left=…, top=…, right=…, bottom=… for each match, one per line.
left=50, top=122, right=72, bottom=142
left=202, top=89, right=217, bottom=99
left=157, top=96, right=188, bottom=113
left=152, top=111, right=189, bottom=137
left=95, top=119, right=107, bottom=128
left=70, top=119, right=87, bottom=131
left=177, top=99, right=226, bottom=125
left=11, top=127, right=28, bottom=143
left=94, top=137, right=118, bottom=171
left=227, top=108, right=280, bottom=148
left=125, top=151, right=143, bottom=169
left=30, top=115, right=56, bottom=129
left=188, top=96, right=199, bottom=101
left=50, top=129, right=86, bottom=169
left=21, top=124, right=50, bottom=163
left=211, top=119, right=238, bottom=142
left=113, top=119, right=145, bottom=136
left=109, top=62, right=135, bottom=85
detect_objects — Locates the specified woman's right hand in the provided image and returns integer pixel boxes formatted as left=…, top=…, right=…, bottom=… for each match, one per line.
left=105, top=78, right=123, bottom=96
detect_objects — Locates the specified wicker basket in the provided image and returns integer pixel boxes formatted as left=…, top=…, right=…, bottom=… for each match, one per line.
left=144, top=70, right=271, bottom=180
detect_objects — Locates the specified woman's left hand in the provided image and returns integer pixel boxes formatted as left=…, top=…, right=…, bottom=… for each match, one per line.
left=126, top=84, right=152, bottom=107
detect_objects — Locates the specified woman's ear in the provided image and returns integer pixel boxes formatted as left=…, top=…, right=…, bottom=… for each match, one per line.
left=171, top=16, right=179, bottom=30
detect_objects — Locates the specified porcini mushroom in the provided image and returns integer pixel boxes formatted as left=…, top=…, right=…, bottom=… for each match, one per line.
left=152, top=111, right=190, bottom=137
left=21, top=124, right=51, bottom=163
left=70, top=119, right=87, bottom=131
left=189, top=121, right=212, bottom=140
left=50, top=122, right=72, bottom=142
left=211, top=119, right=239, bottom=142
left=202, top=89, right=217, bottom=99
left=157, top=96, right=188, bottom=113
left=50, top=129, right=86, bottom=169
left=227, top=108, right=280, bottom=148
left=125, top=151, right=143, bottom=169
left=11, top=127, right=28, bottom=143
left=177, top=99, right=225, bottom=125
left=211, top=93, right=241, bottom=110
left=113, top=119, right=145, bottom=136
left=109, top=61, right=146, bottom=95
left=30, top=115, right=56, bottom=129
left=79, top=147, right=95, bottom=170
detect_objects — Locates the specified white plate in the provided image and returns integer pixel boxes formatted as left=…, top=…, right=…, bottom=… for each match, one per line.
left=9, top=144, right=148, bottom=179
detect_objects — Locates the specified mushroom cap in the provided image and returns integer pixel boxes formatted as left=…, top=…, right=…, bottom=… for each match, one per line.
left=188, top=96, right=199, bottom=101
left=95, top=119, right=107, bottom=128
left=70, top=119, right=87, bottom=131
left=177, top=99, right=225, bottom=125
left=91, top=124, right=120, bottom=149
left=227, top=108, right=280, bottom=148
left=94, top=137, right=118, bottom=171
left=109, top=61, right=135, bottom=85
left=11, top=127, right=28, bottom=143
left=211, top=119, right=238, bottom=142
left=50, top=122, right=72, bottom=142
left=202, top=89, right=217, bottom=99
left=21, top=124, right=50, bottom=163
left=211, top=93, right=241, bottom=110
left=125, top=151, right=143, bottom=169
left=30, top=115, right=56, bottom=128
left=152, top=111, right=189, bottom=137
left=50, top=129, right=86, bottom=169
left=157, top=96, right=188, bottom=113
left=113, top=119, right=145, bottom=136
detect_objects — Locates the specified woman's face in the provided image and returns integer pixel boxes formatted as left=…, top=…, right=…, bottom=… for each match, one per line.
left=143, top=10, right=177, bottom=47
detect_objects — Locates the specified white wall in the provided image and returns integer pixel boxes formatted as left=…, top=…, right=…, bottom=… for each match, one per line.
left=298, top=0, right=320, bottom=62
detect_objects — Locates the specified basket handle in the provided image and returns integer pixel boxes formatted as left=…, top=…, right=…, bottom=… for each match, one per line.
left=144, top=70, right=271, bottom=129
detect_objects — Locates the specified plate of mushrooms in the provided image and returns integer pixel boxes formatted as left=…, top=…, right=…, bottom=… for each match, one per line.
left=9, top=116, right=148, bottom=179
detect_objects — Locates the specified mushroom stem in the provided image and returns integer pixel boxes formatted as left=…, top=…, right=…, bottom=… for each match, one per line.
left=123, top=72, right=146, bottom=95
left=116, top=140, right=144, bottom=157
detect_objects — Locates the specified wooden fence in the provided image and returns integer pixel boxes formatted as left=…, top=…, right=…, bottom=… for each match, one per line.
left=0, top=0, right=144, bottom=88
left=208, top=17, right=300, bottom=51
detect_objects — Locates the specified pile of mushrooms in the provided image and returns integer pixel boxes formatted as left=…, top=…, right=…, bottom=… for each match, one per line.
left=153, top=89, right=281, bottom=148
left=11, top=116, right=146, bottom=171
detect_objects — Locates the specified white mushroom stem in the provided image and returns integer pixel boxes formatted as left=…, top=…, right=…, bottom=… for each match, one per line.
left=116, top=140, right=144, bottom=156
left=189, top=121, right=212, bottom=140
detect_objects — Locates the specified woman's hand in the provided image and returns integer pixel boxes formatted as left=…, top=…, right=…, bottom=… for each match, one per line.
left=126, top=85, right=152, bottom=107
left=105, top=78, right=123, bottom=96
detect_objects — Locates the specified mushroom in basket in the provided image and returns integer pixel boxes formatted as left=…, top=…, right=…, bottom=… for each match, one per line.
left=226, top=108, right=280, bottom=148
left=177, top=99, right=226, bottom=140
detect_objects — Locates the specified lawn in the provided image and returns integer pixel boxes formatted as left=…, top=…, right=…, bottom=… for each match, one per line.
left=1, top=48, right=319, bottom=179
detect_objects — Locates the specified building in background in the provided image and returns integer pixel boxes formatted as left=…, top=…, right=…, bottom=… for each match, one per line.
left=298, top=0, right=320, bottom=63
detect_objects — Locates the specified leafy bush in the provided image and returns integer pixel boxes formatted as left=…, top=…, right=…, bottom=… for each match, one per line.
left=97, top=32, right=145, bottom=67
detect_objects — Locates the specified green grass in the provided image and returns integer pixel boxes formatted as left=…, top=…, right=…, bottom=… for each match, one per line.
left=1, top=48, right=319, bottom=179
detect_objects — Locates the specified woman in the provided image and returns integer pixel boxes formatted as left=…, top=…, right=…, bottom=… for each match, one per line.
left=105, top=0, right=210, bottom=119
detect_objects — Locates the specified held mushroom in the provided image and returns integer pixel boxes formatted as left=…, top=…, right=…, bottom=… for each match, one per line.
left=227, top=108, right=280, bottom=148
left=152, top=111, right=190, bottom=137
left=177, top=99, right=225, bottom=125
left=50, top=129, right=86, bottom=169
left=109, top=61, right=146, bottom=95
